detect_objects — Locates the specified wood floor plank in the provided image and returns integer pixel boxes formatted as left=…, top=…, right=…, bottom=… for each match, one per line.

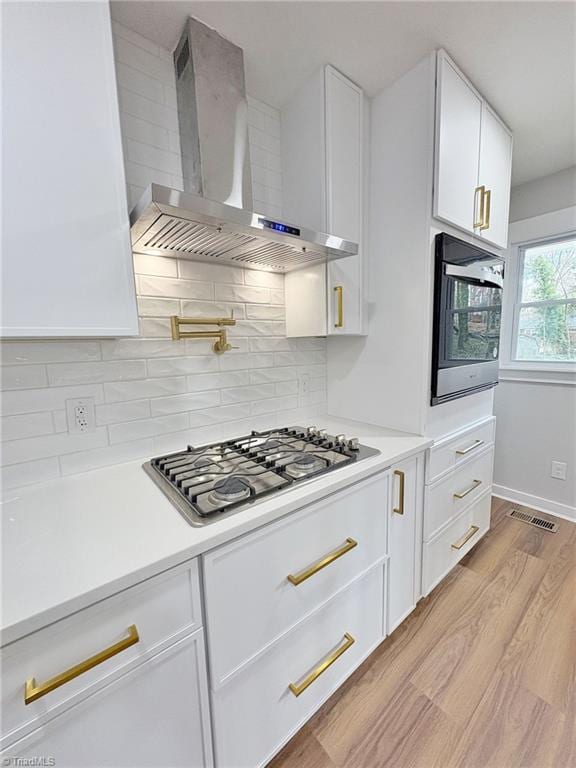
left=410, top=547, right=547, bottom=724
left=270, top=500, right=576, bottom=768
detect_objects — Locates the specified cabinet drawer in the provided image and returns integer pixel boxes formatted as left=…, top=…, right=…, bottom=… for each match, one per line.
left=211, top=565, right=385, bottom=768
left=427, top=418, right=495, bottom=483
left=422, top=491, right=491, bottom=596
left=1, top=561, right=201, bottom=747
left=203, top=472, right=388, bottom=686
left=425, top=447, right=494, bottom=541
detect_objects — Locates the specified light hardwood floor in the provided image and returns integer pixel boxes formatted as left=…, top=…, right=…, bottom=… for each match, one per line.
left=269, top=498, right=576, bottom=768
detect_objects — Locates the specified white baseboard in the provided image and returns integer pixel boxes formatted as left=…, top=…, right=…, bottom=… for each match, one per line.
left=492, top=484, right=576, bottom=522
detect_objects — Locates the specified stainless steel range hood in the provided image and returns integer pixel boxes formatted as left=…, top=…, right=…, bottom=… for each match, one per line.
left=129, top=17, right=357, bottom=273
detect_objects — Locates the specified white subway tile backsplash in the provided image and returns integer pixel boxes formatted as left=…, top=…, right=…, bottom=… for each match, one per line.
left=1, top=365, right=48, bottom=390
left=104, top=377, right=186, bottom=403
left=0, top=27, right=326, bottom=489
left=149, top=390, right=221, bottom=417
left=215, top=285, right=271, bottom=304
left=0, top=412, right=54, bottom=442
left=95, top=400, right=151, bottom=426
left=108, top=414, right=189, bottom=444
left=147, top=356, right=219, bottom=378
left=221, top=384, right=275, bottom=404
left=178, top=260, right=245, bottom=285
left=47, top=360, right=146, bottom=387
left=138, top=275, right=213, bottom=300
left=133, top=253, right=178, bottom=277
left=60, top=439, right=154, bottom=476
left=2, top=384, right=105, bottom=416
left=1, top=428, right=108, bottom=467
left=1, top=341, right=102, bottom=365
left=137, top=297, right=180, bottom=317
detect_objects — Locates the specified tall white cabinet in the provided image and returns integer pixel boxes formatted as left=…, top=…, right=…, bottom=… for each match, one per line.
left=282, top=66, right=366, bottom=337
left=434, top=51, right=513, bottom=249
left=1, top=1, right=139, bottom=338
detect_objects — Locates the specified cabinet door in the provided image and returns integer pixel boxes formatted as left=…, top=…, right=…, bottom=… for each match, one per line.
left=433, top=52, right=482, bottom=235
left=388, top=455, right=422, bottom=633
left=2, top=1, right=139, bottom=337
left=325, top=66, right=364, bottom=335
left=1, top=632, right=213, bottom=768
left=477, top=104, right=513, bottom=249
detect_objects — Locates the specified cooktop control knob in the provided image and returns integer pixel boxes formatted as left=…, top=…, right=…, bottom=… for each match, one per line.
left=347, top=437, right=360, bottom=451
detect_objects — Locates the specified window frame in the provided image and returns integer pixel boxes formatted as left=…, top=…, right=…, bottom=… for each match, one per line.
left=501, top=231, right=576, bottom=373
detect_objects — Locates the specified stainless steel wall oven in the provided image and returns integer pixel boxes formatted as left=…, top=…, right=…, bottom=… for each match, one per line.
left=431, top=233, right=504, bottom=405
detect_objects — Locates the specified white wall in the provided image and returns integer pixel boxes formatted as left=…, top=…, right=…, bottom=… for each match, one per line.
left=493, top=203, right=576, bottom=519
left=0, top=21, right=326, bottom=491
left=509, top=166, right=576, bottom=223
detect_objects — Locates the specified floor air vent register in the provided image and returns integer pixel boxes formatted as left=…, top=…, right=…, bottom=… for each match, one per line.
left=507, top=508, right=559, bottom=533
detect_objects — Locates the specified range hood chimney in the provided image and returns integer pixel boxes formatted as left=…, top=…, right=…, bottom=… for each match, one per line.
left=174, top=18, right=253, bottom=210
left=129, top=17, right=358, bottom=273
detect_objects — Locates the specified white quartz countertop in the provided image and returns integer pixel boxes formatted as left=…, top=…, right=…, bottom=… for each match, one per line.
left=1, top=415, right=432, bottom=646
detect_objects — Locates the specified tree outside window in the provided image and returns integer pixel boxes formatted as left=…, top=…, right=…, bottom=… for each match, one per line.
left=514, top=237, right=576, bottom=362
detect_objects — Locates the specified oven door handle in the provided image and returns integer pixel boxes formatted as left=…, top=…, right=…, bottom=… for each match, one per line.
left=444, top=263, right=503, bottom=289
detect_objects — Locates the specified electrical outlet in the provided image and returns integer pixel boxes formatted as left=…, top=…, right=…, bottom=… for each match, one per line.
left=550, top=460, right=567, bottom=481
left=66, top=397, right=95, bottom=434
left=298, top=373, right=310, bottom=395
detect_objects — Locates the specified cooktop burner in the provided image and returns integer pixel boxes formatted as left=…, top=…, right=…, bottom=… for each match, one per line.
left=143, top=426, right=379, bottom=527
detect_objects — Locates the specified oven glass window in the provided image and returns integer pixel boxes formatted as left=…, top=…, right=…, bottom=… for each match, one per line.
left=446, top=280, right=502, bottom=362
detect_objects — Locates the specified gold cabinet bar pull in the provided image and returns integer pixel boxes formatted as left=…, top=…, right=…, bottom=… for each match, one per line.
left=451, top=525, right=480, bottom=550
left=289, top=633, right=355, bottom=697
left=24, top=625, right=139, bottom=705
left=334, top=285, right=344, bottom=328
left=393, top=469, right=405, bottom=515
left=473, top=185, right=486, bottom=228
left=287, top=538, right=358, bottom=586
left=453, top=479, right=482, bottom=499
left=480, top=188, right=491, bottom=230
left=456, top=439, right=484, bottom=456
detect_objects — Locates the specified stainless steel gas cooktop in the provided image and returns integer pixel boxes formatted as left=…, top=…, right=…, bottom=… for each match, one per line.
left=144, top=425, right=379, bottom=527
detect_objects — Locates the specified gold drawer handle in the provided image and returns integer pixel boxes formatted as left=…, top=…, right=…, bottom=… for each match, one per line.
left=453, top=479, right=482, bottom=499
left=393, top=469, right=405, bottom=515
left=451, top=525, right=480, bottom=550
left=456, top=439, right=484, bottom=456
left=474, top=185, right=486, bottom=228
left=334, top=285, right=343, bottom=328
left=25, top=625, right=140, bottom=705
left=479, top=188, right=491, bottom=230
left=289, top=633, right=355, bottom=697
left=287, top=538, right=358, bottom=586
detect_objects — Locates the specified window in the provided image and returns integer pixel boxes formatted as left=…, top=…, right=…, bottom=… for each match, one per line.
left=513, top=236, right=576, bottom=363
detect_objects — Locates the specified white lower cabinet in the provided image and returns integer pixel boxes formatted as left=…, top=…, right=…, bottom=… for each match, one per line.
left=211, top=566, right=385, bottom=768
left=387, top=454, right=424, bottom=633
left=422, top=491, right=491, bottom=595
left=1, top=630, right=213, bottom=768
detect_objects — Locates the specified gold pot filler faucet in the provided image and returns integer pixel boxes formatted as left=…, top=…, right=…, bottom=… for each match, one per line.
left=170, top=312, right=237, bottom=354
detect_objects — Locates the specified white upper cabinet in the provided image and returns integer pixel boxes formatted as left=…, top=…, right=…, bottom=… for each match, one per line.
left=282, top=65, right=366, bottom=337
left=433, top=51, right=513, bottom=249
left=2, top=1, right=139, bottom=338
left=477, top=104, right=513, bottom=249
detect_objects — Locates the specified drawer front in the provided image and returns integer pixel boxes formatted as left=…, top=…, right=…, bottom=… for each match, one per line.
left=211, top=565, right=385, bottom=768
left=1, top=561, right=202, bottom=746
left=203, top=472, right=388, bottom=685
left=425, top=447, right=494, bottom=541
left=422, top=491, right=491, bottom=596
left=427, top=418, right=495, bottom=483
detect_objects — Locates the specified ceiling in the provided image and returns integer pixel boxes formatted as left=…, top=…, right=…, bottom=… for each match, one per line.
left=110, top=1, right=576, bottom=186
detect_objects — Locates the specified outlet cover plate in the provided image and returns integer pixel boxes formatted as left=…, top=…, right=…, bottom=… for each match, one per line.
left=66, top=397, right=96, bottom=434
left=551, top=460, right=567, bottom=481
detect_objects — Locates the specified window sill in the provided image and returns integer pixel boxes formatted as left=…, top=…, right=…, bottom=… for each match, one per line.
left=498, top=365, right=576, bottom=386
